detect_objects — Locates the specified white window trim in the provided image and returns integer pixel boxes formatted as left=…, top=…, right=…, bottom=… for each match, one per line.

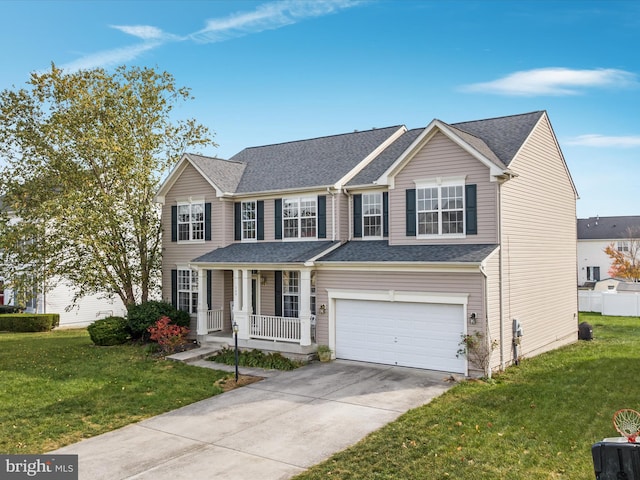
left=362, top=192, right=384, bottom=240
left=177, top=266, right=198, bottom=314
left=177, top=200, right=206, bottom=244
left=282, top=196, right=317, bottom=241
left=241, top=200, right=258, bottom=242
left=415, top=176, right=466, bottom=238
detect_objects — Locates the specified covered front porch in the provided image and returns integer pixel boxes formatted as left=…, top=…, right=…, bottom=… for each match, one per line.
left=194, top=267, right=317, bottom=355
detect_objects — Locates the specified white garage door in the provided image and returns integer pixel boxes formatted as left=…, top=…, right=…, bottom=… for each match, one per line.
left=335, top=299, right=465, bottom=373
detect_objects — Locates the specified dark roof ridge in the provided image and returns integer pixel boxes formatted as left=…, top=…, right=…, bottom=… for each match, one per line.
left=239, top=125, right=405, bottom=151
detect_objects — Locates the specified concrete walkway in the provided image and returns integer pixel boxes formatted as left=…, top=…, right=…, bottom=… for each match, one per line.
left=52, top=360, right=455, bottom=480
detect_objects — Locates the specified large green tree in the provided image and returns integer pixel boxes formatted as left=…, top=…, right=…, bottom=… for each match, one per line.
left=0, top=65, right=213, bottom=307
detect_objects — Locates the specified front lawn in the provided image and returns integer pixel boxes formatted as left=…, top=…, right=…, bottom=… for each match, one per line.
left=295, top=313, right=640, bottom=479
left=0, top=329, right=232, bottom=453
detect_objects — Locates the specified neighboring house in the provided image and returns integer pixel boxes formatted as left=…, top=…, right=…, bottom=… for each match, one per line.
left=156, top=111, right=578, bottom=376
left=0, top=207, right=126, bottom=327
left=577, top=216, right=640, bottom=287
left=1, top=280, right=126, bottom=327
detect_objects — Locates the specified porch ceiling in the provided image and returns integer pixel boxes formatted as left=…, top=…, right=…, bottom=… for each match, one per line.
left=191, top=240, right=340, bottom=265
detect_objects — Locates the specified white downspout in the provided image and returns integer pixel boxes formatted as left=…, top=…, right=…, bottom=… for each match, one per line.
left=498, top=180, right=505, bottom=370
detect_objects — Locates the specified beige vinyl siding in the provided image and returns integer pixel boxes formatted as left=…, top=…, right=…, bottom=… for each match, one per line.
left=161, top=163, right=220, bottom=304
left=483, top=250, right=502, bottom=371
left=499, top=114, right=577, bottom=362
left=314, top=269, right=484, bottom=347
left=389, top=132, right=498, bottom=245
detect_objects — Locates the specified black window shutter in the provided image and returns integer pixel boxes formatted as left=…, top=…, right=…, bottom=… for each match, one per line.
left=383, top=192, right=389, bottom=237
left=318, top=195, right=326, bottom=239
left=205, top=203, right=212, bottom=241
left=274, top=271, right=282, bottom=316
left=171, top=206, right=177, bottom=242
left=353, top=194, right=362, bottom=238
left=234, top=202, right=241, bottom=241
left=171, top=269, right=178, bottom=308
left=406, top=189, right=416, bottom=236
left=257, top=200, right=264, bottom=240
left=206, top=270, right=212, bottom=310
left=275, top=199, right=282, bottom=239
left=466, top=184, right=477, bottom=235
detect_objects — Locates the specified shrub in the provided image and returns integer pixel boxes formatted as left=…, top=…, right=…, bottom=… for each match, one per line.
left=126, top=301, right=190, bottom=340
left=147, top=316, right=189, bottom=354
left=88, top=316, right=130, bottom=346
left=0, top=305, right=24, bottom=314
left=0, top=313, right=59, bottom=332
left=208, top=347, right=303, bottom=370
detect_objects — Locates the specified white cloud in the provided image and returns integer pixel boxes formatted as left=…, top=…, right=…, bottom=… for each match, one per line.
left=190, top=0, right=362, bottom=43
left=110, top=25, right=168, bottom=40
left=59, top=0, right=362, bottom=72
left=60, top=42, right=161, bottom=72
left=461, top=67, right=638, bottom=96
left=565, top=134, right=640, bottom=148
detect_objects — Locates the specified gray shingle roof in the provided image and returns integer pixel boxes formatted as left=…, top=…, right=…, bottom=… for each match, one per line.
left=317, top=241, right=498, bottom=263
left=192, top=241, right=340, bottom=264
left=577, top=216, right=640, bottom=240
left=230, top=126, right=403, bottom=193
left=185, top=153, right=245, bottom=194
left=451, top=111, right=545, bottom=165
left=347, top=128, right=423, bottom=186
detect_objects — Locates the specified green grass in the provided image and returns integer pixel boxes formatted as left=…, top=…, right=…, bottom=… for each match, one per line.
left=0, top=329, right=232, bottom=454
left=294, top=313, right=640, bottom=480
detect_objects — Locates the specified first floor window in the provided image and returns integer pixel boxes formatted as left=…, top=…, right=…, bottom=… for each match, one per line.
left=363, top=192, right=382, bottom=238
left=178, top=202, right=204, bottom=241
left=417, top=183, right=464, bottom=236
left=178, top=269, right=198, bottom=313
left=282, top=271, right=299, bottom=317
left=283, top=197, right=316, bottom=239
left=587, top=266, right=601, bottom=282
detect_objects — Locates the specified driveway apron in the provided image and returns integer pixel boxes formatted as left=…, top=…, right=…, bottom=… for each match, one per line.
left=51, top=360, right=455, bottom=480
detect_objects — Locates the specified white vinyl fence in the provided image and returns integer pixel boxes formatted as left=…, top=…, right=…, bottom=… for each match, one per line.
left=579, top=291, right=640, bottom=316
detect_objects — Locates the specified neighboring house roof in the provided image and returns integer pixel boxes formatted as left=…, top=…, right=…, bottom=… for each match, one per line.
left=192, top=241, right=340, bottom=264
left=451, top=111, right=545, bottom=166
left=230, top=126, right=404, bottom=193
left=317, top=241, right=498, bottom=264
left=577, top=216, right=640, bottom=240
left=616, top=282, right=640, bottom=292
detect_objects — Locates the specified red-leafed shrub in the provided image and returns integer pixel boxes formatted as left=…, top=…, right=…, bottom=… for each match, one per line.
left=147, top=316, right=189, bottom=354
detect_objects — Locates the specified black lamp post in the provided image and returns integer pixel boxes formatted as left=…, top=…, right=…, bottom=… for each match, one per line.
left=232, top=321, right=239, bottom=382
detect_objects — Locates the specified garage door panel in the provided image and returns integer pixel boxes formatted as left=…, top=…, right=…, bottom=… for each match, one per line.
left=336, top=298, right=465, bottom=373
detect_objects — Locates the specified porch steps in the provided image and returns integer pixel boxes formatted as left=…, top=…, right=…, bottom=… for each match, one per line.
left=166, top=343, right=227, bottom=364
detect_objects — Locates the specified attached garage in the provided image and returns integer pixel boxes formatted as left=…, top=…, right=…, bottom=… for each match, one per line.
left=334, top=297, right=466, bottom=373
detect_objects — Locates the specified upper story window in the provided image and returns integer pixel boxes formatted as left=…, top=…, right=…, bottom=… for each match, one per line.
left=362, top=193, right=383, bottom=238
left=416, top=179, right=465, bottom=236
left=283, top=197, right=316, bottom=239
left=618, top=241, right=630, bottom=252
left=178, top=202, right=204, bottom=241
left=242, top=201, right=257, bottom=241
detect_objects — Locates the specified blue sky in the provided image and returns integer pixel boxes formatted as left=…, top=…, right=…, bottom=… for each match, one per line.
left=1, top=0, right=639, bottom=218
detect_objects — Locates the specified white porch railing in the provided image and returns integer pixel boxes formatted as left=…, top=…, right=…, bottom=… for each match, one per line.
left=207, top=309, right=224, bottom=332
left=250, top=314, right=301, bottom=343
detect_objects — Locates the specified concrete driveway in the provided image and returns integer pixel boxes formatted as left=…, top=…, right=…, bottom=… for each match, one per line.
left=52, top=360, right=455, bottom=480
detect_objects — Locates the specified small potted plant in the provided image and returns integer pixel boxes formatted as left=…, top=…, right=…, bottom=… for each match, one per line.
left=317, top=345, right=332, bottom=362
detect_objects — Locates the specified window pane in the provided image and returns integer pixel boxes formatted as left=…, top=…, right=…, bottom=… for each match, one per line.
left=418, top=212, right=438, bottom=235
left=363, top=193, right=382, bottom=237
left=242, top=202, right=256, bottom=240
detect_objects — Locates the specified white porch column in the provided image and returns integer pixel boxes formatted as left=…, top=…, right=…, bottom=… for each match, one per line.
left=196, top=267, right=207, bottom=336
left=299, top=269, right=312, bottom=346
left=238, top=268, right=251, bottom=340
left=232, top=269, right=248, bottom=339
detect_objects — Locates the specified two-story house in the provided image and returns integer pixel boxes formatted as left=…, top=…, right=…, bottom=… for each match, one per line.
left=156, top=111, right=578, bottom=376
left=577, top=215, right=640, bottom=287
